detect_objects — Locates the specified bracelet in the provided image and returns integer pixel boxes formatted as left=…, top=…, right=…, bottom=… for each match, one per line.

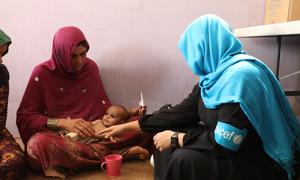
left=47, top=118, right=59, bottom=131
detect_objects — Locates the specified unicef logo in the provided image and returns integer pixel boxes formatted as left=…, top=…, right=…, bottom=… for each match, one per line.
left=214, top=122, right=248, bottom=151
left=233, top=135, right=243, bottom=144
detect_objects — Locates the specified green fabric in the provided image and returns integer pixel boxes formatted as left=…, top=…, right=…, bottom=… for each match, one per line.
left=0, top=29, right=11, bottom=56
left=0, top=29, right=11, bottom=45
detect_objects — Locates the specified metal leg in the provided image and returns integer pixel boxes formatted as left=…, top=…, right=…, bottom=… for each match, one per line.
left=275, top=36, right=282, bottom=79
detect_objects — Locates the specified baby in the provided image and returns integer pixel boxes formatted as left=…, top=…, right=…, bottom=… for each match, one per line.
left=62, top=105, right=150, bottom=160
left=64, top=105, right=130, bottom=143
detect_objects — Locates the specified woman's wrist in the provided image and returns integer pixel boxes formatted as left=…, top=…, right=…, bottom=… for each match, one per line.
left=178, top=133, right=185, bottom=147
left=47, top=118, right=59, bottom=131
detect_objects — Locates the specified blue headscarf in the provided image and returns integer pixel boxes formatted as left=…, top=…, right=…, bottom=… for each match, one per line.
left=178, top=14, right=300, bottom=180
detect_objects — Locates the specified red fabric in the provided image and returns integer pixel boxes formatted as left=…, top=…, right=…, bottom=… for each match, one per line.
left=17, top=26, right=111, bottom=145
left=27, top=131, right=111, bottom=178
left=26, top=131, right=153, bottom=178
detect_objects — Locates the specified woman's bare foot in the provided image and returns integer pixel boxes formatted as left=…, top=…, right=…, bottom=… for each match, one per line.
left=124, top=146, right=149, bottom=160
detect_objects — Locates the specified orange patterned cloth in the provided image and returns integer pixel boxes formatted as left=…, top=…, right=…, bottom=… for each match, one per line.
left=0, top=128, right=26, bottom=179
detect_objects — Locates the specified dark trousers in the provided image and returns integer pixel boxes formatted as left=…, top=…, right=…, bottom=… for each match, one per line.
left=154, top=148, right=218, bottom=180
left=153, top=148, right=288, bottom=180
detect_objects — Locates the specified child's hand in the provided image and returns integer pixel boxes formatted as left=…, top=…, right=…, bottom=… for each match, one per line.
left=129, top=106, right=147, bottom=117
left=138, top=106, right=147, bottom=116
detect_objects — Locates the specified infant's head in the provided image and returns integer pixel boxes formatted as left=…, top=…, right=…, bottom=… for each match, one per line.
left=102, top=105, right=129, bottom=127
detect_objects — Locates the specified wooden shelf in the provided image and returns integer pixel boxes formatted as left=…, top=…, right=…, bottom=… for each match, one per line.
left=234, top=20, right=300, bottom=38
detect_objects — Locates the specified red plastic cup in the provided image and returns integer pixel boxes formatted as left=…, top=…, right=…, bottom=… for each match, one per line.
left=101, top=154, right=123, bottom=177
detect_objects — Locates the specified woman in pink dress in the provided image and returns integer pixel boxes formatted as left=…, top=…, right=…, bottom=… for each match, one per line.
left=16, top=26, right=153, bottom=178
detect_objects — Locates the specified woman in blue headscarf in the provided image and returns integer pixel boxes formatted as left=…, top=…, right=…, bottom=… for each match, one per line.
left=99, top=14, right=300, bottom=180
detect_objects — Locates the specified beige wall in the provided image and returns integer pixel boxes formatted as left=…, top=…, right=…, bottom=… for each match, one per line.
left=1, top=0, right=299, bottom=136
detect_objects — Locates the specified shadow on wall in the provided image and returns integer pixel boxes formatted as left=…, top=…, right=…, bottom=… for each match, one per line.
left=95, top=44, right=190, bottom=113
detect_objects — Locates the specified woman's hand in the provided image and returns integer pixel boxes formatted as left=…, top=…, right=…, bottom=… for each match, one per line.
left=97, top=123, right=129, bottom=142
left=57, top=118, right=95, bottom=138
left=153, top=130, right=174, bottom=152
left=98, top=121, right=141, bottom=142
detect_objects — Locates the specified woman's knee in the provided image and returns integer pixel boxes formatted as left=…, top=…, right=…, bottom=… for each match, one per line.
left=165, top=149, right=218, bottom=180
left=26, top=131, right=59, bottom=158
left=169, top=148, right=216, bottom=166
